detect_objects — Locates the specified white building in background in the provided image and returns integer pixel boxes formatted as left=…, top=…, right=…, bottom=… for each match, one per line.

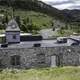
left=5, top=19, right=20, bottom=44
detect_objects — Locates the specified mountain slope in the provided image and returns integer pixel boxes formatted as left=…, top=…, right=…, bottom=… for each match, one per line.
left=0, top=0, right=65, bottom=21
left=0, top=0, right=80, bottom=23
left=62, top=9, right=80, bottom=22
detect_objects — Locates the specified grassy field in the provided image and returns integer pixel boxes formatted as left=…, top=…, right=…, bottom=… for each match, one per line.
left=14, top=10, right=53, bottom=29
left=0, top=67, right=80, bottom=80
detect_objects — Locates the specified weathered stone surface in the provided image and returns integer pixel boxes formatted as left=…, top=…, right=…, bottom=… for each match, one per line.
left=0, top=46, right=80, bottom=68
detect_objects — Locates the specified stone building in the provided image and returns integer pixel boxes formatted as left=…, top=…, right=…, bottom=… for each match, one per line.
left=0, top=19, right=80, bottom=68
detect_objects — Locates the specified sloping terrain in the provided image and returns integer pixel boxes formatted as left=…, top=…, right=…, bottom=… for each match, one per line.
left=62, top=9, right=80, bottom=22
left=0, top=0, right=65, bottom=21
left=0, top=0, right=80, bottom=35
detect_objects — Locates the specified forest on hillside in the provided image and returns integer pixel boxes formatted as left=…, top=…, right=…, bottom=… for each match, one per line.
left=0, top=0, right=80, bottom=35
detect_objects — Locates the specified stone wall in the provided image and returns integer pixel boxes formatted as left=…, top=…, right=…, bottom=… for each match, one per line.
left=0, top=46, right=80, bottom=68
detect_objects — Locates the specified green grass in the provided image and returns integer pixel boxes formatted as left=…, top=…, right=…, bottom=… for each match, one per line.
left=57, top=29, right=74, bottom=37
left=0, top=67, right=80, bottom=80
left=14, top=10, right=53, bottom=29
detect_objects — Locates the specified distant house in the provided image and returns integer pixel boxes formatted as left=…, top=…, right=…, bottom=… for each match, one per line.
left=5, top=19, right=20, bottom=44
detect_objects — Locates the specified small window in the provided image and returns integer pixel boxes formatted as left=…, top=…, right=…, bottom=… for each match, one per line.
left=11, top=55, right=20, bottom=66
left=13, top=35, right=16, bottom=39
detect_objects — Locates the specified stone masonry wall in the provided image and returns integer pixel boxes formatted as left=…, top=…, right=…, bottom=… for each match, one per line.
left=0, top=46, right=80, bottom=68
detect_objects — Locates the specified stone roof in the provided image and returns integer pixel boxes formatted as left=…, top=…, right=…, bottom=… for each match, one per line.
left=6, top=19, right=20, bottom=32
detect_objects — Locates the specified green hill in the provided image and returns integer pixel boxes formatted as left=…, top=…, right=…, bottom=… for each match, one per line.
left=0, top=0, right=63, bottom=20
left=14, top=10, right=53, bottom=29
left=0, top=0, right=66, bottom=34
left=0, top=0, right=80, bottom=35
left=0, top=6, right=53, bottom=33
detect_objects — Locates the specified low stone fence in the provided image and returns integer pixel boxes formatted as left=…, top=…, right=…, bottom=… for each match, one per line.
left=0, top=46, right=79, bottom=68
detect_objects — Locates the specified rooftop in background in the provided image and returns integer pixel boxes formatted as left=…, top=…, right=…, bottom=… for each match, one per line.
left=6, top=19, right=20, bottom=32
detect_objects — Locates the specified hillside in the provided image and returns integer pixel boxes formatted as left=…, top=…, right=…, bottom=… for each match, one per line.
left=0, top=0, right=64, bottom=21
left=62, top=9, right=80, bottom=23
left=0, top=0, right=80, bottom=35
left=0, top=0, right=80, bottom=24
left=0, top=0, right=62, bottom=34
left=0, top=6, right=53, bottom=33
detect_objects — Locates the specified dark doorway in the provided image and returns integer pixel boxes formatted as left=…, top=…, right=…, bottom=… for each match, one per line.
left=11, top=55, right=20, bottom=66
